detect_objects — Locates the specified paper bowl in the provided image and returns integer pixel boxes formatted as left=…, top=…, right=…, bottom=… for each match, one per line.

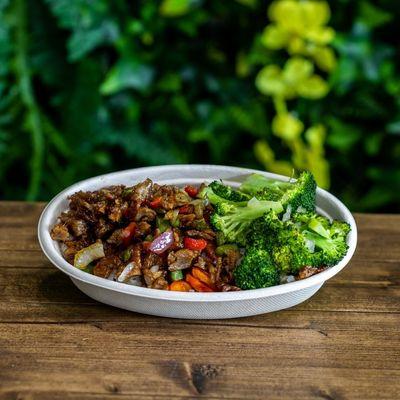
left=38, top=165, right=357, bottom=319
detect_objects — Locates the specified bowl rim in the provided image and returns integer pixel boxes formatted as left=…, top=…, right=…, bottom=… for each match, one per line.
left=37, top=164, right=358, bottom=302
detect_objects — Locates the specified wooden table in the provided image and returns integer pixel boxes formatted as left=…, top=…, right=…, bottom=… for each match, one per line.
left=0, top=202, right=399, bottom=400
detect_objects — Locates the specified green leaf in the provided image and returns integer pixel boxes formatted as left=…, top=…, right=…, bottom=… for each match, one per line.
left=68, top=21, right=119, bottom=61
left=159, top=0, right=191, bottom=17
left=45, top=0, right=119, bottom=61
left=327, top=118, right=361, bottom=151
left=359, top=1, right=393, bottom=29
left=100, top=59, right=154, bottom=95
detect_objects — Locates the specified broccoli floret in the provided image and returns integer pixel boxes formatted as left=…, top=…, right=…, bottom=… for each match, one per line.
left=248, top=211, right=350, bottom=273
left=199, top=185, right=247, bottom=207
left=234, top=247, right=280, bottom=289
left=210, top=197, right=283, bottom=245
left=209, top=181, right=250, bottom=202
left=240, top=171, right=317, bottom=212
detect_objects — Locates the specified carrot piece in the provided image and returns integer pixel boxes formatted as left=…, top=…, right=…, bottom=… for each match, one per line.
left=186, top=274, right=213, bottom=292
left=192, top=267, right=213, bottom=287
left=169, top=280, right=192, bottom=292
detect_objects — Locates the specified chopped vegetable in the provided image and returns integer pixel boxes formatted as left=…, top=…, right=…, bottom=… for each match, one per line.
left=74, top=242, right=105, bottom=270
left=192, top=267, right=213, bottom=287
left=117, top=262, right=137, bottom=282
left=156, top=216, right=170, bottom=233
left=183, top=237, right=208, bottom=251
left=186, top=274, right=213, bottom=292
left=179, top=204, right=191, bottom=214
left=149, top=197, right=162, bottom=208
left=149, top=229, right=174, bottom=254
left=170, top=270, right=184, bottom=281
left=121, top=248, right=132, bottom=262
left=121, top=222, right=137, bottom=247
left=169, top=280, right=192, bottom=291
left=184, top=185, right=198, bottom=197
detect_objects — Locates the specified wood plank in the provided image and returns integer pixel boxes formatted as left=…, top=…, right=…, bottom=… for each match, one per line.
left=0, top=322, right=399, bottom=399
left=1, top=258, right=399, bottom=316
left=1, top=204, right=400, bottom=399
left=354, top=213, right=400, bottom=262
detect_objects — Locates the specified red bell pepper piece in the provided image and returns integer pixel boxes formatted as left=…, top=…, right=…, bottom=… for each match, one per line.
left=184, top=185, right=198, bottom=198
left=121, top=222, right=137, bottom=247
left=183, top=237, right=208, bottom=251
left=149, top=197, right=162, bottom=209
left=179, top=204, right=191, bottom=214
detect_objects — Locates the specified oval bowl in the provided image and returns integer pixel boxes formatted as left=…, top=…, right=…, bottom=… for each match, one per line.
left=38, top=165, right=357, bottom=319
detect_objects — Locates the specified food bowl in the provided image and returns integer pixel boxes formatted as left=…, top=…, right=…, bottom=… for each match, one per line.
left=37, top=165, right=357, bottom=319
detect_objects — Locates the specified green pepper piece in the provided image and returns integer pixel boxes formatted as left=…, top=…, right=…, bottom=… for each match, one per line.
left=170, top=270, right=184, bottom=281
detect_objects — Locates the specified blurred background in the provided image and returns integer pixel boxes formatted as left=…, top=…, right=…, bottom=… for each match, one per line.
left=0, top=0, right=399, bottom=212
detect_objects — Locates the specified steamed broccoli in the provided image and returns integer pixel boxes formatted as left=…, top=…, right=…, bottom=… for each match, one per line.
left=199, top=184, right=247, bottom=207
left=240, top=171, right=317, bottom=212
left=234, top=247, right=280, bottom=289
left=209, top=181, right=250, bottom=202
left=249, top=211, right=350, bottom=273
left=210, top=197, right=283, bottom=245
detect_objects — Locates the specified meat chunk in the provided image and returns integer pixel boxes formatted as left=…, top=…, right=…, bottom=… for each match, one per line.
left=297, top=266, right=325, bottom=280
left=142, top=252, right=163, bottom=270
left=69, top=219, right=87, bottom=237
left=135, top=207, right=156, bottom=222
left=93, top=255, right=122, bottom=278
left=220, top=284, right=241, bottom=292
left=51, top=223, right=72, bottom=241
left=167, top=249, right=197, bottom=271
left=135, top=221, right=152, bottom=237
left=151, top=276, right=169, bottom=290
left=153, top=186, right=191, bottom=210
left=107, top=228, right=123, bottom=245
left=143, top=267, right=165, bottom=287
left=94, top=218, right=114, bottom=238
left=223, top=248, right=241, bottom=271
left=185, top=229, right=216, bottom=241
left=131, top=179, right=153, bottom=206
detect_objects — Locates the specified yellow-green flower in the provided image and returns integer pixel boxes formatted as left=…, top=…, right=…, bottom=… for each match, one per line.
left=260, top=0, right=336, bottom=72
left=256, top=57, right=329, bottom=100
left=272, top=112, right=304, bottom=140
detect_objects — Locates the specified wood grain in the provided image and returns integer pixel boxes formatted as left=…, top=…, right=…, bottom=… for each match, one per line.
left=0, top=202, right=399, bottom=400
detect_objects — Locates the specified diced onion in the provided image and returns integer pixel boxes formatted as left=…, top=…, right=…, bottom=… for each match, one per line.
left=150, top=265, right=160, bottom=273
left=117, top=262, right=136, bottom=282
left=74, top=242, right=105, bottom=270
left=149, top=229, right=174, bottom=254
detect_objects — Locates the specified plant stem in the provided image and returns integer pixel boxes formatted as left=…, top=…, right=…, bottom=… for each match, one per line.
left=14, top=0, right=44, bottom=201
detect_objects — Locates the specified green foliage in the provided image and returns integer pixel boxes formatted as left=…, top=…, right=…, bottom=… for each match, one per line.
left=0, top=0, right=398, bottom=212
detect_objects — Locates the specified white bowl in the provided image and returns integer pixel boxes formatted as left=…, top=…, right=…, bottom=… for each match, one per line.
left=38, top=165, right=357, bottom=319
